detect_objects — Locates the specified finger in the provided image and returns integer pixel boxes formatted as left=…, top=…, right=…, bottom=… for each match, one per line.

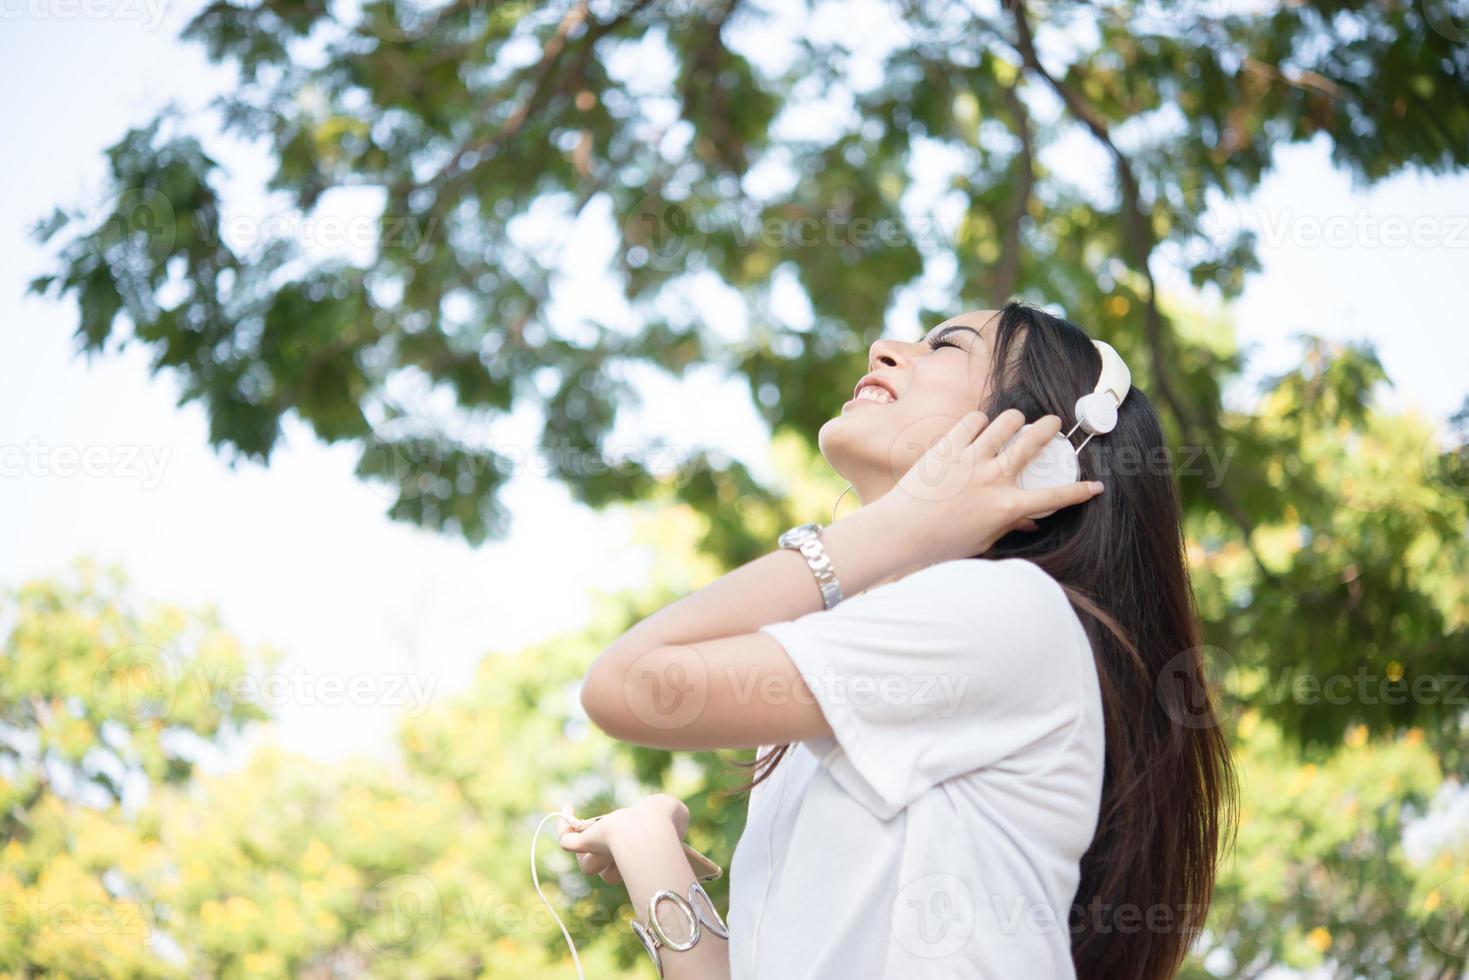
left=559, top=829, right=597, bottom=854
left=939, top=410, right=989, bottom=451
left=600, top=864, right=624, bottom=885
left=1016, top=479, right=1104, bottom=517
left=996, top=414, right=1064, bottom=480
left=1015, top=518, right=1040, bottom=532
left=578, top=851, right=613, bottom=876
left=971, top=408, right=1029, bottom=460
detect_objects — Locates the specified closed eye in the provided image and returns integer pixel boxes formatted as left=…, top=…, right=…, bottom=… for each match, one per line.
left=925, top=324, right=979, bottom=352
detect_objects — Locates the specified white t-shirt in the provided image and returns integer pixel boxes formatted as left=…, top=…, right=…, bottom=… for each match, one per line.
left=727, top=557, right=1105, bottom=979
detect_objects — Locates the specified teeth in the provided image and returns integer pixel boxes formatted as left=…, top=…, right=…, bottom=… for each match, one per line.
left=856, top=385, right=894, bottom=404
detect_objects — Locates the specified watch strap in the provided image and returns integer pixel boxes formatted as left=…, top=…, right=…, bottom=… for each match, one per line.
left=778, top=522, right=845, bottom=610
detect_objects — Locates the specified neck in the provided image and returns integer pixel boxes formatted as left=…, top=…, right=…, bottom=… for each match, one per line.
left=832, top=472, right=917, bottom=595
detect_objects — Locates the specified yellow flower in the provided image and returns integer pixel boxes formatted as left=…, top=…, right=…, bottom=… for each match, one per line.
left=300, top=839, right=331, bottom=876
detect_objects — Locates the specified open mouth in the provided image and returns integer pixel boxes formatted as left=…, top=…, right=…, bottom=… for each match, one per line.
left=848, top=374, right=899, bottom=407
left=851, top=384, right=896, bottom=405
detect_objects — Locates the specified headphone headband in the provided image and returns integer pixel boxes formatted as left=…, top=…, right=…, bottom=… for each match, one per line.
left=1092, top=340, right=1131, bottom=406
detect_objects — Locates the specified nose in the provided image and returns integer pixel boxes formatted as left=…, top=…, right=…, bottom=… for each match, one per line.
left=868, top=336, right=912, bottom=372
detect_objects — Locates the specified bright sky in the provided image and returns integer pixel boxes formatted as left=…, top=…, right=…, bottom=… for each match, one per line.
left=2, top=3, right=1467, bottom=767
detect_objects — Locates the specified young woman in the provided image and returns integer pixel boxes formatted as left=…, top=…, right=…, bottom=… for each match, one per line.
left=560, top=302, right=1237, bottom=978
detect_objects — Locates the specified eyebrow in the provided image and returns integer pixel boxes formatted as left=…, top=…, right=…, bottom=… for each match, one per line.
left=925, top=324, right=983, bottom=345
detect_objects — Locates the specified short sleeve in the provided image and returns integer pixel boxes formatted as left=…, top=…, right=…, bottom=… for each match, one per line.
left=757, top=557, right=1091, bottom=819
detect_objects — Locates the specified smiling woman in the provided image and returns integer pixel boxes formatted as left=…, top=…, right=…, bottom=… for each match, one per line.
left=571, top=302, right=1235, bottom=980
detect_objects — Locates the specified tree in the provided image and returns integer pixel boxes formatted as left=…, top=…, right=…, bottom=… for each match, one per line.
left=25, top=0, right=1469, bottom=756
left=4, top=370, right=1468, bottom=975
left=27, top=0, right=1469, bottom=551
left=18, top=0, right=1469, bottom=973
left=0, top=561, right=265, bottom=977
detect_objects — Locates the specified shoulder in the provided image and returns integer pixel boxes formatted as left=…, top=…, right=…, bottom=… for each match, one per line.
left=891, top=557, right=1088, bottom=651
left=894, top=556, right=1073, bottom=611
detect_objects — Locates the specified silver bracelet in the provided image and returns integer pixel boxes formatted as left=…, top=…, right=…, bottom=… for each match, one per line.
left=630, top=881, right=728, bottom=977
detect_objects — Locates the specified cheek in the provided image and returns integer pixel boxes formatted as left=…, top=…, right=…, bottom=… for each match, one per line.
left=878, top=365, right=990, bottom=469
left=907, top=359, right=989, bottom=416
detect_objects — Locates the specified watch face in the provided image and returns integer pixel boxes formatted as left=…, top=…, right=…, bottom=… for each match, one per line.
left=782, top=523, right=818, bottom=547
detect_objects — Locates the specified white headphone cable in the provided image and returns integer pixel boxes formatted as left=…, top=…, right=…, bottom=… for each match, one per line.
left=531, top=809, right=613, bottom=980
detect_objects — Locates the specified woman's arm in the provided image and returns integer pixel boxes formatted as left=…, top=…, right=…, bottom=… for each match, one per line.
left=579, top=410, right=1103, bottom=751
left=559, top=796, right=730, bottom=980
left=579, top=490, right=928, bottom=747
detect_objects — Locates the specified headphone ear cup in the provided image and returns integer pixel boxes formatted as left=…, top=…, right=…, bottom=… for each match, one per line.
left=1004, top=428, right=1080, bottom=519
left=1074, top=392, right=1118, bottom=435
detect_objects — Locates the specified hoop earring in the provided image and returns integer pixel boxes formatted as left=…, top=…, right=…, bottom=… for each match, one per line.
left=831, top=483, right=856, bottom=524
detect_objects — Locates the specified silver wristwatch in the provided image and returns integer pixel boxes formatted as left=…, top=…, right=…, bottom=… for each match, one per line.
left=778, top=521, right=845, bottom=610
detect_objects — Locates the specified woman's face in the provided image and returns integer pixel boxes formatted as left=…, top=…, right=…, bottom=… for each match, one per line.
left=818, top=309, right=1001, bottom=500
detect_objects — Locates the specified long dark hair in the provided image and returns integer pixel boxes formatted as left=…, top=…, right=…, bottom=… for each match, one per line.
left=732, top=301, right=1238, bottom=979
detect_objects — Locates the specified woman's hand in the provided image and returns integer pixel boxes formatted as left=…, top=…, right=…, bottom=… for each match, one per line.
left=557, top=794, right=690, bottom=886
left=876, top=408, right=1104, bottom=565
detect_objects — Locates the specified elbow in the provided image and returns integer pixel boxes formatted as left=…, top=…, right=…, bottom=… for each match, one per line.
left=580, top=655, right=631, bottom=740
left=581, top=646, right=688, bottom=746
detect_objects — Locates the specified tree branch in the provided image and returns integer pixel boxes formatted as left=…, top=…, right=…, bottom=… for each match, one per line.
left=678, top=0, right=746, bottom=173
left=423, top=0, right=649, bottom=208
left=1009, top=0, right=1274, bottom=579
left=995, top=79, right=1035, bottom=301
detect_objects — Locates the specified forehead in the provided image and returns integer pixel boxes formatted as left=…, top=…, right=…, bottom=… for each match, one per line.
left=923, top=309, right=1001, bottom=343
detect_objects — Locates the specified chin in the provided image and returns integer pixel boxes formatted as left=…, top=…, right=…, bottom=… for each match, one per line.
left=817, top=413, right=865, bottom=475
left=817, top=411, right=889, bottom=482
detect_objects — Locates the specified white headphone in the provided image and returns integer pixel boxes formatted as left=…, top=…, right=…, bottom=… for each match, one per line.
left=1006, top=339, right=1132, bottom=519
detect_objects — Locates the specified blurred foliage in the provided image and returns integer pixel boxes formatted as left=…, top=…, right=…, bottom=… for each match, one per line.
left=14, top=0, right=1469, bottom=975
left=4, top=351, right=1469, bottom=975
left=26, top=0, right=1469, bottom=551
